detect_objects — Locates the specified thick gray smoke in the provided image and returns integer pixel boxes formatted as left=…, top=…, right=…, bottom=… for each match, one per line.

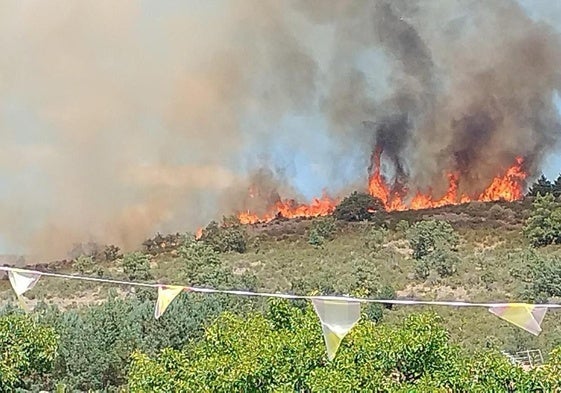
left=0, top=0, right=560, bottom=260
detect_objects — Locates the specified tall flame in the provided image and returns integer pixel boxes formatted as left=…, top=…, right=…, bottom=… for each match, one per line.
left=235, top=153, right=527, bottom=224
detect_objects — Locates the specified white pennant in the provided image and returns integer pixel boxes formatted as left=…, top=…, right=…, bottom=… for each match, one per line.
left=8, top=269, right=40, bottom=296
left=312, top=298, right=361, bottom=360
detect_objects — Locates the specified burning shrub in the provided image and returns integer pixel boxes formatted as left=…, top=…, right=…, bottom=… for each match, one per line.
left=308, top=217, right=336, bottom=247
left=524, top=193, right=561, bottom=247
left=407, top=220, right=459, bottom=260
left=199, top=219, right=247, bottom=253
left=333, top=191, right=384, bottom=222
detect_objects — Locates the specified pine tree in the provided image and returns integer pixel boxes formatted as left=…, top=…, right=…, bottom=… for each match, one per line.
left=553, top=174, right=561, bottom=198
left=527, top=174, right=554, bottom=197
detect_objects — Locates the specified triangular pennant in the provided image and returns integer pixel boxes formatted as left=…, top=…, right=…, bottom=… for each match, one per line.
left=488, top=303, right=548, bottom=336
left=154, top=285, right=184, bottom=319
left=312, top=298, right=361, bottom=360
left=8, top=269, right=40, bottom=296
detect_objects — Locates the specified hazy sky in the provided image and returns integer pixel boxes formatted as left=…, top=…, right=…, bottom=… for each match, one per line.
left=0, top=0, right=560, bottom=257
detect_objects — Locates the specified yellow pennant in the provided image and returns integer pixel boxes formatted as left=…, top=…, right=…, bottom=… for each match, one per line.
left=488, top=303, right=547, bottom=336
left=311, top=298, right=361, bottom=360
left=154, top=285, right=185, bottom=319
left=7, top=269, right=41, bottom=311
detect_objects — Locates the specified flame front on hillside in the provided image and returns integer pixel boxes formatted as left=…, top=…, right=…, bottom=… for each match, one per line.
left=235, top=154, right=527, bottom=225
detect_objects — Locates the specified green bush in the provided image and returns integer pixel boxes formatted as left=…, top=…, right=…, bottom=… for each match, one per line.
left=406, top=220, right=459, bottom=260
left=524, top=254, right=561, bottom=302
left=428, top=248, right=459, bottom=278
left=199, top=218, right=247, bottom=253
left=333, top=191, right=384, bottom=221
left=122, top=252, right=153, bottom=282
left=308, top=217, right=336, bottom=247
left=0, top=313, right=58, bottom=391
left=32, top=291, right=236, bottom=391
left=523, top=193, right=561, bottom=247
left=365, top=227, right=388, bottom=251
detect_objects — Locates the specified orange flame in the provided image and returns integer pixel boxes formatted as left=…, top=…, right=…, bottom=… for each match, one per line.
left=235, top=155, right=527, bottom=223
left=238, top=193, right=338, bottom=225
left=368, top=156, right=526, bottom=211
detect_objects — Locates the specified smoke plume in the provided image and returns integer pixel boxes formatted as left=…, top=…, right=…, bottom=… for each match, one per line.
left=0, top=0, right=560, bottom=259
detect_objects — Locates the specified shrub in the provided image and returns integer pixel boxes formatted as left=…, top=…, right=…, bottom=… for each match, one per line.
left=523, top=193, right=561, bottom=247
left=0, top=313, right=58, bottom=391
left=427, top=249, right=459, bottom=278
left=524, top=254, right=561, bottom=302
left=395, top=220, right=410, bottom=233
left=308, top=217, right=336, bottom=247
left=365, top=227, right=388, bottom=251
left=406, top=220, right=459, bottom=260
left=74, top=255, right=94, bottom=275
left=199, top=218, right=247, bottom=253
left=122, top=252, right=153, bottom=281
left=333, top=191, right=384, bottom=221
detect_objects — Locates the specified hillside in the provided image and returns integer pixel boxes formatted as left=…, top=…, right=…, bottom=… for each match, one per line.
left=3, top=196, right=561, bottom=390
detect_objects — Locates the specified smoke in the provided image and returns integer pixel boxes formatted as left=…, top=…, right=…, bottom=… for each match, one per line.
left=0, top=0, right=560, bottom=259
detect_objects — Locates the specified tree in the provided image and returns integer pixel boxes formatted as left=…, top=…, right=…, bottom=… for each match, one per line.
left=527, top=174, right=554, bottom=197
left=0, top=313, right=58, bottom=391
left=553, top=174, right=561, bottom=198
left=523, top=193, right=561, bottom=247
left=127, top=301, right=561, bottom=392
left=333, top=191, right=384, bottom=221
left=406, top=220, right=459, bottom=260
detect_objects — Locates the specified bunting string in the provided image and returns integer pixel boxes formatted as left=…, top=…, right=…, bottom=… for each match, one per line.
left=1, top=265, right=559, bottom=358
left=1, top=265, right=561, bottom=309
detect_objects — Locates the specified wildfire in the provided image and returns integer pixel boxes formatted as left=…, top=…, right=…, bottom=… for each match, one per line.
left=238, top=194, right=338, bottom=225
left=235, top=154, right=527, bottom=224
left=368, top=153, right=526, bottom=212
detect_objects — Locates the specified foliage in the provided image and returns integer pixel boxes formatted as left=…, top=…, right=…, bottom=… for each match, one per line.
left=523, top=193, right=561, bottom=247
left=199, top=218, right=247, bottom=253
left=308, top=217, right=336, bottom=247
left=128, top=301, right=561, bottom=392
left=406, top=220, right=459, bottom=260
left=395, top=220, right=410, bottom=234
left=523, top=253, right=561, bottom=302
left=30, top=291, right=236, bottom=391
left=0, top=313, right=58, bottom=391
left=333, top=191, right=384, bottom=221
left=527, top=174, right=554, bottom=197
left=74, top=255, right=94, bottom=275
left=365, top=226, right=388, bottom=252
left=122, top=251, right=153, bottom=281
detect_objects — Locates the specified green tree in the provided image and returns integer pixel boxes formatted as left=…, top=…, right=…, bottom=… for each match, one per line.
left=523, top=193, right=561, bottom=247
left=0, top=313, right=58, bottom=391
left=527, top=174, right=554, bottom=197
left=128, top=301, right=561, bottom=392
left=333, top=191, right=384, bottom=221
left=406, top=220, right=459, bottom=260
left=553, top=174, right=561, bottom=198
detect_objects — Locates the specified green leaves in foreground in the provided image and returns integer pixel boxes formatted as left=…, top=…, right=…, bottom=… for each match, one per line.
left=0, top=313, right=58, bottom=391
left=128, top=300, right=561, bottom=392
